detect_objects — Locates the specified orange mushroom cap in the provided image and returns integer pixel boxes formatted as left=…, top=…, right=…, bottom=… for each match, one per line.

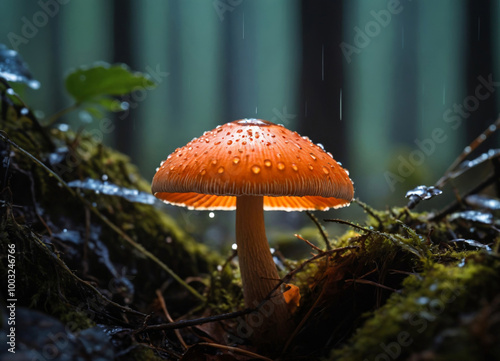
left=151, top=119, right=354, bottom=211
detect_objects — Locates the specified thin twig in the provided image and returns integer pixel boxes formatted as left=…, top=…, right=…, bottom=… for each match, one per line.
left=306, top=211, right=331, bottom=250
left=429, top=172, right=496, bottom=222
left=324, top=218, right=372, bottom=233
left=140, top=309, right=251, bottom=333
left=282, top=259, right=329, bottom=354
left=195, top=342, right=273, bottom=361
left=344, top=279, right=399, bottom=293
left=156, top=289, right=188, bottom=350
left=325, top=218, right=426, bottom=259
left=295, top=233, right=322, bottom=252
left=45, top=103, right=80, bottom=126
left=436, top=117, right=500, bottom=188
left=354, top=199, right=383, bottom=229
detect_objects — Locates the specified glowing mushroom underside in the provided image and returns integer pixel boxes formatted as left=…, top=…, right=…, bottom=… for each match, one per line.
left=151, top=118, right=353, bottom=211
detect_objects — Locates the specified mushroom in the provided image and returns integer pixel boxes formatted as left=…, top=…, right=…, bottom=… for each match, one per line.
left=151, top=119, right=354, bottom=342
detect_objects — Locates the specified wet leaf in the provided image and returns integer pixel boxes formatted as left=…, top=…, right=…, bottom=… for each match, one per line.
left=0, top=44, right=40, bottom=89
left=94, top=97, right=129, bottom=112
left=465, top=194, right=500, bottom=212
left=449, top=149, right=500, bottom=180
left=405, top=185, right=442, bottom=209
left=67, top=178, right=157, bottom=204
left=283, top=283, right=301, bottom=313
left=449, top=210, right=494, bottom=226
left=65, top=62, right=155, bottom=104
left=448, top=238, right=492, bottom=252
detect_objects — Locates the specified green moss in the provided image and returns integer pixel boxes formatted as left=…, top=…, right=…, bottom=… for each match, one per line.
left=329, top=254, right=500, bottom=360
left=1, top=95, right=223, bottom=332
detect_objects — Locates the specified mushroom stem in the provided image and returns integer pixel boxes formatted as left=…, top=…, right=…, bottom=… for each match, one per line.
left=235, top=195, right=291, bottom=341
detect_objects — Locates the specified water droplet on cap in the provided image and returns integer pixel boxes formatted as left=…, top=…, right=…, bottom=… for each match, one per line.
left=292, top=164, right=298, bottom=171
left=233, top=156, right=240, bottom=164
left=251, top=165, right=261, bottom=174
left=277, top=162, right=285, bottom=170
left=218, top=166, right=225, bottom=174
left=264, top=159, right=272, bottom=167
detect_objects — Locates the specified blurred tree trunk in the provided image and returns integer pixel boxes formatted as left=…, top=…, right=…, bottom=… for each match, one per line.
left=465, top=1, right=498, bottom=147
left=299, top=0, right=346, bottom=161
left=113, top=0, right=137, bottom=160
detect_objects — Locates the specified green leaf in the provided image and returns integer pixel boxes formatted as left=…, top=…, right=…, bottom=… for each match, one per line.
left=84, top=106, right=104, bottom=119
left=65, top=63, right=155, bottom=104
left=94, top=97, right=128, bottom=112
left=83, top=97, right=129, bottom=120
